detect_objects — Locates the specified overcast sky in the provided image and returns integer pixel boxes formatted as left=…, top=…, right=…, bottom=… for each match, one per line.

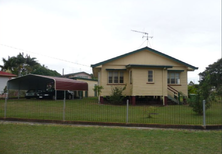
left=0, top=0, right=221, bottom=83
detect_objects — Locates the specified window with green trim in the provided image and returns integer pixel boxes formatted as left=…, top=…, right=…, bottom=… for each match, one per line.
left=148, top=70, right=154, bottom=83
left=168, top=72, right=180, bottom=84
left=108, top=71, right=124, bottom=84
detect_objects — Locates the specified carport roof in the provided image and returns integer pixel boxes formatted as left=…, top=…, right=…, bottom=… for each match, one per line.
left=7, top=74, right=88, bottom=91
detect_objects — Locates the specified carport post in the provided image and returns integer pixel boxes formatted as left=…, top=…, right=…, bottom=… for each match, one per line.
left=63, top=91, right=66, bottom=121
left=55, top=90, right=57, bottom=100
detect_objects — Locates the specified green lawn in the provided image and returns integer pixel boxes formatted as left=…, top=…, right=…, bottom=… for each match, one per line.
left=0, top=97, right=221, bottom=125
left=0, top=122, right=221, bottom=154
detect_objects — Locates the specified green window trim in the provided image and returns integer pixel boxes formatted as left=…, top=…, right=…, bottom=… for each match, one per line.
left=148, top=70, right=154, bottom=83
left=108, top=71, right=124, bottom=84
left=168, top=72, right=180, bottom=84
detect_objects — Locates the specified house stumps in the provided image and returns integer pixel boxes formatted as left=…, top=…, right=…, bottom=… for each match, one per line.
left=131, top=96, right=136, bottom=105
left=164, top=96, right=168, bottom=106
left=100, top=96, right=104, bottom=104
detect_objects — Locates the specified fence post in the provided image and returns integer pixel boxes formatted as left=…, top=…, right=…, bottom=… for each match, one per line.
left=63, top=91, right=66, bottom=121
left=203, top=100, right=206, bottom=129
left=126, top=99, right=129, bottom=123
left=4, top=93, right=8, bottom=119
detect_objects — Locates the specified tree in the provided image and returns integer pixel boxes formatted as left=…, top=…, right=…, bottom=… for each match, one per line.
left=32, top=65, right=61, bottom=76
left=0, top=56, right=17, bottom=73
left=0, top=53, right=39, bottom=76
left=188, top=58, right=222, bottom=115
left=0, top=53, right=61, bottom=77
left=188, top=84, right=198, bottom=95
left=199, top=58, right=222, bottom=98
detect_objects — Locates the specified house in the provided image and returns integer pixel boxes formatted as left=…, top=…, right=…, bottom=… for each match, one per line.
left=71, top=77, right=98, bottom=97
left=0, top=71, right=17, bottom=94
left=63, top=72, right=97, bottom=97
left=91, top=47, right=198, bottom=105
left=63, top=72, right=92, bottom=79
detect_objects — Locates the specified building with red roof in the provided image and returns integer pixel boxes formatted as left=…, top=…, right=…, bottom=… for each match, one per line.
left=0, top=71, right=17, bottom=94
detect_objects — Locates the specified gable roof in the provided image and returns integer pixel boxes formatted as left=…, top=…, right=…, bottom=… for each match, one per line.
left=63, top=71, right=91, bottom=76
left=0, top=71, right=17, bottom=77
left=91, top=46, right=198, bottom=70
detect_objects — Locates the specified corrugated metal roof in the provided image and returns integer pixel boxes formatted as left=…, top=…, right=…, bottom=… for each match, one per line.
left=0, top=71, right=17, bottom=77
left=7, top=74, right=88, bottom=91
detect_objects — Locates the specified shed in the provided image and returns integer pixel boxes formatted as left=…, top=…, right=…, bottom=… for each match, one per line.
left=0, top=71, right=17, bottom=94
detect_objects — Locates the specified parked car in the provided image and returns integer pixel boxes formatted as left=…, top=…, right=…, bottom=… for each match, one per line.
left=38, top=88, right=74, bottom=100
left=25, top=89, right=42, bottom=99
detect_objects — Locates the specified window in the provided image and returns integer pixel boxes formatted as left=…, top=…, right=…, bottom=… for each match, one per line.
left=120, top=72, right=124, bottom=83
left=148, top=70, right=154, bottom=83
left=108, top=72, right=113, bottom=83
left=108, top=71, right=124, bottom=84
left=113, top=72, right=118, bottom=83
left=168, top=72, right=180, bottom=84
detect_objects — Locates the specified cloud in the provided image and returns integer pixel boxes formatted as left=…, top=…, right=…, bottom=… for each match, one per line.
left=0, top=0, right=220, bottom=83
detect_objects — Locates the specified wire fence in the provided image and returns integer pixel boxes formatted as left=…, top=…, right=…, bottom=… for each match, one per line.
left=0, top=97, right=221, bottom=127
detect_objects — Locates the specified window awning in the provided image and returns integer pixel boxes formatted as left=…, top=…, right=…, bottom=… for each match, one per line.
left=106, top=69, right=127, bottom=71
left=126, top=64, right=173, bottom=69
left=168, top=70, right=184, bottom=72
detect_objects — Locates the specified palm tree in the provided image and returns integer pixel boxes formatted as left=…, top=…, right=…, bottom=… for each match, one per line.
left=23, top=54, right=39, bottom=75
left=0, top=56, right=17, bottom=73
left=1, top=53, right=39, bottom=76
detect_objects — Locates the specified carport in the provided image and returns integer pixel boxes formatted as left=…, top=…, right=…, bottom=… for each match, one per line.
left=7, top=74, right=88, bottom=96
left=4, top=74, right=88, bottom=120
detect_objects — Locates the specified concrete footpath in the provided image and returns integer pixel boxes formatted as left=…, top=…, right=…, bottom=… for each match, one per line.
left=0, top=120, right=215, bottom=131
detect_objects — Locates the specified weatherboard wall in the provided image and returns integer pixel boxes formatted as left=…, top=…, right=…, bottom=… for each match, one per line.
left=105, top=48, right=182, bottom=67
left=94, top=48, right=193, bottom=98
left=131, top=68, right=167, bottom=96
left=75, top=78, right=98, bottom=97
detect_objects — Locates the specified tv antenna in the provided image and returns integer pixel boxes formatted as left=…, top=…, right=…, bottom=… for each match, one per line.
left=132, top=30, right=153, bottom=47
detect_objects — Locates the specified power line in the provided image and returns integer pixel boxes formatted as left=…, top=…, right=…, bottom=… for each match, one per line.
left=0, top=44, right=91, bottom=68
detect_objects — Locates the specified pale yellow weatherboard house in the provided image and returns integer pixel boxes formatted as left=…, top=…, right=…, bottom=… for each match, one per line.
left=91, top=47, right=198, bottom=105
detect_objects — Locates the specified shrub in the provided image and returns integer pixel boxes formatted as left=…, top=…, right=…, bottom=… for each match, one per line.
left=188, top=92, right=211, bottom=115
left=144, top=106, right=157, bottom=118
left=107, top=85, right=126, bottom=105
left=93, top=85, right=103, bottom=96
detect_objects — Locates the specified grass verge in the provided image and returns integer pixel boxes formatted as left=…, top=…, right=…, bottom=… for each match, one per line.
left=0, top=122, right=221, bottom=154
